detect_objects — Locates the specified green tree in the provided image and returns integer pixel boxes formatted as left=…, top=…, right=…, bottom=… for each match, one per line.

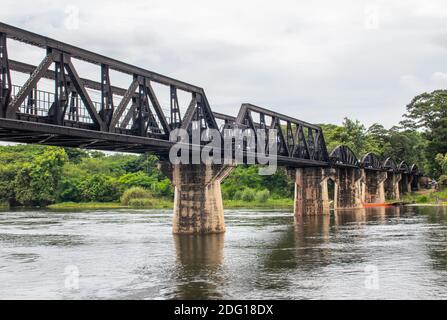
left=0, top=164, right=18, bottom=205
left=435, top=153, right=447, bottom=175
left=382, top=126, right=426, bottom=169
left=78, top=174, right=120, bottom=202
left=365, top=123, right=390, bottom=156
left=321, top=118, right=373, bottom=157
left=403, top=90, right=447, bottom=176
left=63, top=147, right=89, bottom=164
left=14, top=147, right=68, bottom=206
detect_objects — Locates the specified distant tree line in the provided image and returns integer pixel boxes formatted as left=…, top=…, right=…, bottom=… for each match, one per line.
left=320, top=89, right=447, bottom=179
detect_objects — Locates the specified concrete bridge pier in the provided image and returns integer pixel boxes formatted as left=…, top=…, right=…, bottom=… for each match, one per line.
left=362, top=170, right=387, bottom=204
left=384, top=173, right=401, bottom=201
left=411, top=175, right=421, bottom=191
left=293, top=166, right=365, bottom=217
left=293, top=167, right=331, bottom=216
left=400, top=174, right=411, bottom=194
left=160, top=163, right=234, bottom=234
left=334, top=167, right=363, bottom=209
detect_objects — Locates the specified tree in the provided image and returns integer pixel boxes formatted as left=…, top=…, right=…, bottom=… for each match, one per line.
left=366, top=123, right=390, bottom=157
left=0, top=164, right=18, bottom=206
left=14, top=147, right=68, bottom=206
left=63, top=147, right=89, bottom=164
left=436, top=153, right=447, bottom=175
left=383, top=126, right=427, bottom=169
left=321, top=118, right=375, bottom=157
left=78, top=174, right=120, bottom=202
left=341, top=118, right=368, bottom=156
left=404, top=90, right=447, bottom=176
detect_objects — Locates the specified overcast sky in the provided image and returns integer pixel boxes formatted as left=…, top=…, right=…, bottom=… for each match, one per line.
left=2, top=0, right=447, bottom=128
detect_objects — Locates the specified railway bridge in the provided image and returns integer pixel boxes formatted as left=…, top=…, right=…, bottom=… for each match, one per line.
left=0, top=23, right=423, bottom=234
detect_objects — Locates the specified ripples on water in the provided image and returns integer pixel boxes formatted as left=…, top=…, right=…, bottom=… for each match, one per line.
left=0, top=206, right=446, bottom=299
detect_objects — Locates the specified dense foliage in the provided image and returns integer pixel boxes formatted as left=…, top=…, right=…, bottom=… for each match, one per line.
left=320, top=119, right=426, bottom=170
left=0, top=146, right=172, bottom=207
left=402, top=90, right=447, bottom=177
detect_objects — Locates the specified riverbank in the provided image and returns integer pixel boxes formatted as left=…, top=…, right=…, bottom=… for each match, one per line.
left=224, top=198, right=293, bottom=209
left=47, top=199, right=172, bottom=210
left=45, top=198, right=294, bottom=211
left=10, top=192, right=446, bottom=211
left=401, top=189, right=447, bottom=205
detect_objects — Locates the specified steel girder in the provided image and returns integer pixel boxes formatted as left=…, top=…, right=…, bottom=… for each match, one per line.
left=361, top=152, right=383, bottom=171
left=233, top=103, right=329, bottom=162
left=0, top=22, right=424, bottom=174
left=329, top=145, right=360, bottom=168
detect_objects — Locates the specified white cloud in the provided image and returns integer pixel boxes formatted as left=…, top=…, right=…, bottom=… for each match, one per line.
left=2, top=0, right=447, bottom=128
left=399, top=71, right=447, bottom=93
left=431, top=72, right=447, bottom=86
left=399, top=75, right=425, bottom=92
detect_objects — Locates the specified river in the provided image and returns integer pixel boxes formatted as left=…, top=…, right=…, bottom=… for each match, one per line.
left=1, top=206, right=446, bottom=299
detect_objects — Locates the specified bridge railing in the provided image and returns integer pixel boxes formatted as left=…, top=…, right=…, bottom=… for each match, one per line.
left=10, top=84, right=175, bottom=131
left=11, top=84, right=97, bottom=124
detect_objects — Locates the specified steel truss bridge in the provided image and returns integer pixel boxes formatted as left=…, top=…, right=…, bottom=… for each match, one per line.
left=0, top=22, right=421, bottom=176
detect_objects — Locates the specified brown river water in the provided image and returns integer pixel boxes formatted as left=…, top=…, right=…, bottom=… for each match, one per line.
left=0, top=206, right=446, bottom=299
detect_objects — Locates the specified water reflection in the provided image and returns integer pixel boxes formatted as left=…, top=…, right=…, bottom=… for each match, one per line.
left=421, top=206, right=447, bottom=271
left=173, top=234, right=225, bottom=299
left=263, top=215, right=333, bottom=272
left=263, top=207, right=407, bottom=275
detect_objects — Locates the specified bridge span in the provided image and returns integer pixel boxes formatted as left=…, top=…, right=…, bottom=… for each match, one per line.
left=0, top=22, right=423, bottom=234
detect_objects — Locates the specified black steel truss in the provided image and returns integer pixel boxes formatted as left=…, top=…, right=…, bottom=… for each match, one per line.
left=329, top=145, right=360, bottom=168
left=398, top=161, right=411, bottom=174
left=383, top=157, right=397, bottom=172
left=410, top=164, right=419, bottom=175
left=0, top=32, right=11, bottom=118
left=0, top=22, right=423, bottom=174
left=361, top=152, right=383, bottom=171
left=234, top=103, right=329, bottom=162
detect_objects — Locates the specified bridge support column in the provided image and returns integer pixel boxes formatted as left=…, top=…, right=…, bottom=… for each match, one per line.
left=408, top=175, right=415, bottom=192
left=334, top=167, right=363, bottom=209
left=400, top=174, right=411, bottom=194
left=363, top=170, right=387, bottom=204
left=294, top=167, right=330, bottom=216
left=160, top=163, right=234, bottom=234
left=412, top=175, right=421, bottom=191
left=384, top=173, right=401, bottom=201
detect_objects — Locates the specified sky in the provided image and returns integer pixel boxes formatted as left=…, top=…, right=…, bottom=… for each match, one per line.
left=2, top=0, right=447, bottom=128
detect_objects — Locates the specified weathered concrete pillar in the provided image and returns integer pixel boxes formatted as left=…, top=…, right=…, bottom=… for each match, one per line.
left=384, top=173, right=401, bottom=201
left=408, top=175, right=414, bottom=192
left=294, top=167, right=330, bottom=216
left=334, top=167, right=363, bottom=209
left=363, top=170, right=387, bottom=204
left=160, top=163, right=234, bottom=234
left=400, top=174, right=410, bottom=194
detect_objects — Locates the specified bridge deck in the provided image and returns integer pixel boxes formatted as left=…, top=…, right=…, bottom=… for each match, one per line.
left=0, top=118, right=330, bottom=167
